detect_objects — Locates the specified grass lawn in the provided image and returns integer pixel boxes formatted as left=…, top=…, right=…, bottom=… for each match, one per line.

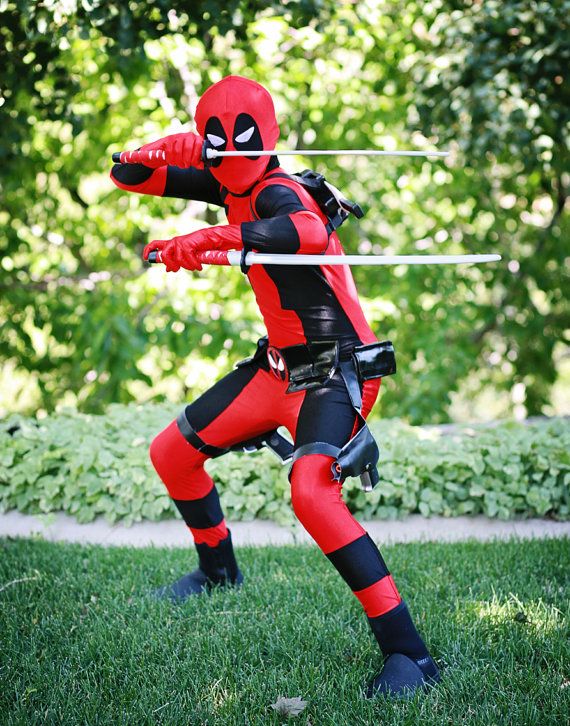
left=1, top=537, right=569, bottom=725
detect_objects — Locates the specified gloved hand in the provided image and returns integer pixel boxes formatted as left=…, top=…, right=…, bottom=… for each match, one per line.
left=142, top=236, right=201, bottom=272
left=118, top=132, right=204, bottom=169
left=143, top=225, right=242, bottom=273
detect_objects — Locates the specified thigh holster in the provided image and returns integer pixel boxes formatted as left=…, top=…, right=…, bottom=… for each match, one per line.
left=332, top=419, right=381, bottom=491
left=334, top=360, right=381, bottom=491
left=233, top=338, right=396, bottom=490
left=291, top=341, right=396, bottom=491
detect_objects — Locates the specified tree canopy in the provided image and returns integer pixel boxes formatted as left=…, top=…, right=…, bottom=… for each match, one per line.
left=1, top=0, right=568, bottom=423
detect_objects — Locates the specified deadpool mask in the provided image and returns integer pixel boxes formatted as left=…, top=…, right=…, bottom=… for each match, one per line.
left=195, top=76, right=280, bottom=194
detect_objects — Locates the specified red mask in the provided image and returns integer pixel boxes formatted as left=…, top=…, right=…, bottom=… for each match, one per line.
left=195, top=76, right=280, bottom=194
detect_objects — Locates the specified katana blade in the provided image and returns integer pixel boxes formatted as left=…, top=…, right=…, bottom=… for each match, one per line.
left=148, top=250, right=500, bottom=266
left=227, top=252, right=499, bottom=266
left=111, top=147, right=449, bottom=164
left=205, top=148, right=449, bottom=160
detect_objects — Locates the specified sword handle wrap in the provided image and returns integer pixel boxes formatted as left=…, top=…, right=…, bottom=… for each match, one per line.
left=146, top=249, right=230, bottom=266
left=197, top=250, right=231, bottom=266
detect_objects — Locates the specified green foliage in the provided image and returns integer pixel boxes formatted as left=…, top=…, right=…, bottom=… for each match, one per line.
left=1, top=405, right=568, bottom=524
left=413, top=0, right=570, bottom=416
left=1, top=1, right=568, bottom=422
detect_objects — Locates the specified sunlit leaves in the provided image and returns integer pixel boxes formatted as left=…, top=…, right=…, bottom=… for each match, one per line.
left=1, top=0, right=567, bottom=420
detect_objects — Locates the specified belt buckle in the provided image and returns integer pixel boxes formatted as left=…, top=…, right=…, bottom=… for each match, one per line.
left=267, top=345, right=288, bottom=382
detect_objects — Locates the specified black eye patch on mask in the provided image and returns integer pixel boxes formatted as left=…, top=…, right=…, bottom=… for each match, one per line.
left=204, top=116, right=227, bottom=167
left=233, top=113, right=262, bottom=160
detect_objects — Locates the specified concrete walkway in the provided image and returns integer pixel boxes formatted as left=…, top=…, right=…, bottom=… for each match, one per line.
left=1, top=510, right=569, bottom=548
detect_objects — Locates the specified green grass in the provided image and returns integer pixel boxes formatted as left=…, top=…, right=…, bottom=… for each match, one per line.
left=1, top=538, right=569, bottom=725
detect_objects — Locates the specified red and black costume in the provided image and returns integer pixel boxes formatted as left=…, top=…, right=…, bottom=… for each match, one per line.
left=111, top=76, right=439, bottom=697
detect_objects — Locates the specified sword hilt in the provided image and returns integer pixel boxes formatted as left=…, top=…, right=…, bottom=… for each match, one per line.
left=202, top=139, right=216, bottom=166
left=146, top=249, right=231, bottom=266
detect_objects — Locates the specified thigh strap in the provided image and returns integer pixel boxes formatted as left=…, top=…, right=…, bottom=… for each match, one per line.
left=291, top=442, right=342, bottom=463
left=176, top=412, right=229, bottom=458
left=339, top=359, right=363, bottom=411
left=177, top=411, right=294, bottom=463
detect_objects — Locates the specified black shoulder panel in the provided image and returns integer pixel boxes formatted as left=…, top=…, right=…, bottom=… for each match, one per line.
left=254, top=183, right=306, bottom=219
left=164, top=166, right=223, bottom=205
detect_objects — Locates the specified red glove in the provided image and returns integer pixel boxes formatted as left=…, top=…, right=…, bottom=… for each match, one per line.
left=143, top=225, right=242, bottom=273
left=119, top=132, right=204, bottom=169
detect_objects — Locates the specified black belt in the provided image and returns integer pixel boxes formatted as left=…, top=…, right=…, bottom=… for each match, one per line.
left=236, top=337, right=339, bottom=392
left=237, top=337, right=396, bottom=393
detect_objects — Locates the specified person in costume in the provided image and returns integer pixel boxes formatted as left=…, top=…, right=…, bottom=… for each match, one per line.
left=110, top=75, right=440, bottom=698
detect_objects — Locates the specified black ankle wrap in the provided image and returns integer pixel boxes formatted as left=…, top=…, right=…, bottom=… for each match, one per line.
left=368, top=601, right=438, bottom=680
left=195, top=530, right=240, bottom=585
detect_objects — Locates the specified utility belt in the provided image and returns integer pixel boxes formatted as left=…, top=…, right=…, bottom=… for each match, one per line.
left=236, top=337, right=396, bottom=393
left=233, top=337, right=397, bottom=491
left=177, top=338, right=395, bottom=491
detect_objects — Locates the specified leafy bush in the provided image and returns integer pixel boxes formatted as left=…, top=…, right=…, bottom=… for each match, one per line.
left=0, top=406, right=568, bottom=525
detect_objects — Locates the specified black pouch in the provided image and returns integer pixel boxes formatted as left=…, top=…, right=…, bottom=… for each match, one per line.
left=235, top=336, right=269, bottom=368
left=331, top=422, right=380, bottom=492
left=286, top=340, right=339, bottom=393
left=336, top=359, right=382, bottom=491
left=352, top=340, right=396, bottom=380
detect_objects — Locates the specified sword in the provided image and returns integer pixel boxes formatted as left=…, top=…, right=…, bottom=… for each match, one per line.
left=147, top=250, right=501, bottom=266
left=111, top=147, right=449, bottom=164
left=202, top=148, right=450, bottom=161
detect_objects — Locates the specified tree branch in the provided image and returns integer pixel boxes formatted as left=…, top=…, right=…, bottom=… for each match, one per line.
left=69, top=186, right=89, bottom=210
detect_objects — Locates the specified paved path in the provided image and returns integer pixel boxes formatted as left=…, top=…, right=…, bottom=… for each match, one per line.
left=1, top=510, right=569, bottom=548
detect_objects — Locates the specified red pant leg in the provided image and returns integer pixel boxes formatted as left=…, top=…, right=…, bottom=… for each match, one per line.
left=150, top=363, right=287, bottom=546
left=289, top=375, right=400, bottom=617
left=150, top=420, right=228, bottom=546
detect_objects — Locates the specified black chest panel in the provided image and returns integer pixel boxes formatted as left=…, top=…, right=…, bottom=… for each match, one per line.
left=262, top=264, right=361, bottom=355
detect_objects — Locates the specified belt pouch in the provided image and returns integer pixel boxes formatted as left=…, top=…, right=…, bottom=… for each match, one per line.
left=286, top=340, right=339, bottom=393
left=331, top=421, right=380, bottom=490
left=352, top=340, right=396, bottom=380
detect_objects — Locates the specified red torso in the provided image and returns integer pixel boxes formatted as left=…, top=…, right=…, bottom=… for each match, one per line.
left=223, top=167, right=376, bottom=352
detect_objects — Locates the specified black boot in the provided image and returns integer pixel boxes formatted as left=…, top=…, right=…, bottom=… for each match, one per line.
left=155, top=530, right=244, bottom=602
left=366, top=600, right=440, bottom=698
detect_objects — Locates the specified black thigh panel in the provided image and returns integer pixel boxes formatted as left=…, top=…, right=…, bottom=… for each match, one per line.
left=183, top=362, right=260, bottom=432
left=294, top=371, right=357, bottom=449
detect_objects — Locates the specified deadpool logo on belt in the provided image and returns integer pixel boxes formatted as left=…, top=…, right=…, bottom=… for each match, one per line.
left=267, top=346, right=288, bottom=382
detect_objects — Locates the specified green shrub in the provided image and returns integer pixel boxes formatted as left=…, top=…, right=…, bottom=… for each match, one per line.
left=0, top=406, right=568, bottom=524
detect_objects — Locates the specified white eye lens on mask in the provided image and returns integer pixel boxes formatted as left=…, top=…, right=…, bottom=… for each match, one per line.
left=235, top=126, right=255, bottom=144
left=206, top=133, right=225, bottom=147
